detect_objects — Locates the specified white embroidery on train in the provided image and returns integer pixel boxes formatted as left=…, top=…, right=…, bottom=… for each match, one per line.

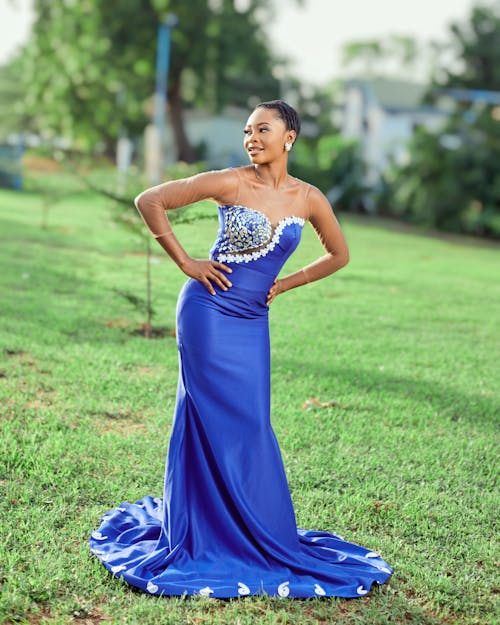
left=199, top=586, right=214, bottom=597
left=237, top=582, right=250, bottom=595
left=91, top=531, right=108, bottom=540
left=314, top=583, right=326, bottom=596
left=147, top=581, right=159, bottom=593
left=278, top=581, right=290, bottom=597
left=217, top=216, right=305, bottom=264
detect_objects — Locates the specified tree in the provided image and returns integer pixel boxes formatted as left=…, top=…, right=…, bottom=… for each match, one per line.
left=16, top=0, right=285, bottom=161
left=381, top=108, right=500, bottom=237
left=0, top=56, right=28, bottom=140
left=381, top=2, right=500, bottom=238
left=341, top=35, right=423, bottom=78
left=435, top=2, right=500, bottom=90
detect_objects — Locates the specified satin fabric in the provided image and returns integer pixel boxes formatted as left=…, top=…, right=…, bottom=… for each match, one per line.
left=89, top=207, right=393, bottom=598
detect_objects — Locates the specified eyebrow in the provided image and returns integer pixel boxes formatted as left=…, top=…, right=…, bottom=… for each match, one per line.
left=244, top=122, right=271, bottom=128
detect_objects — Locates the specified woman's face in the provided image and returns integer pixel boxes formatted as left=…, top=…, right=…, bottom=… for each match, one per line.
left=243, top=107, right=296, bottom=165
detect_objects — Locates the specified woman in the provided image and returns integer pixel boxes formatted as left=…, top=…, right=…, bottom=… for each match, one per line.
left=89, top=100, right=393, bottom=598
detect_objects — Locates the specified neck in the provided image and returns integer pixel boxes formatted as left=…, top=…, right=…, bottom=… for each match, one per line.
left=254, top=161, right=289, bottom=189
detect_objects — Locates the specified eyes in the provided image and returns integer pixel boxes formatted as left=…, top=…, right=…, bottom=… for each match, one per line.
left=243, top=127, right=270, bottom=135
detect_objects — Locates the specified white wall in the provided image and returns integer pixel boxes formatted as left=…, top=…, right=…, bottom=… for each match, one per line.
left=164, top=107, right=249, bottom=168
left=342, top=87, right=364, bottom=138
left=342, top=84, right=448, bottom=186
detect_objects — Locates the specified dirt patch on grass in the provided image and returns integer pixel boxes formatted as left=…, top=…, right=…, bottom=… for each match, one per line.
left=94, top=409, right=147, bottom=435
left=71, top=605, right=111, bottom=624
left=8, top=605, right=111, bottom=624
left=104, top=319, right=133, bottom=330
left=5, top=348, right=29, bottom=357
left=104, top=319, right=175, bottom=339
left=131, top=366, right=164, bottom=379
left=130, top=323, right=175, bottom=339
left=4, top=349, right=49, bottom=374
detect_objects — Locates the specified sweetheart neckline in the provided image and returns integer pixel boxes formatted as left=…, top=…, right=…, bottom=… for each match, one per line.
left=218, top=204, right=306, bottom=230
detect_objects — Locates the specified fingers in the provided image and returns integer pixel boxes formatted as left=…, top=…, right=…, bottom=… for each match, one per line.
left=212, top=261, right=232, bottom=274
left=197, top=261, right=233, bottom=295
left=266, top=279, right=282, bottom=306
left=202, top=277, right=216, bottom=296
left=209, top=265, right=232, bottom=290
left=197, top=262, right=282, bottom=303
left=266, top=286, right=277, bottom=306
left=208, top=268, right=232, bottom=292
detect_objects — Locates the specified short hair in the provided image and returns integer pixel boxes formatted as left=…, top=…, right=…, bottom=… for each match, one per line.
left=255, top=100, right=301, bottom=138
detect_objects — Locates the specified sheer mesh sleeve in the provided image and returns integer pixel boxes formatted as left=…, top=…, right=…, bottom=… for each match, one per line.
left=302, top=185, right=349, bottom=282
left=280, top=185, right=349, bottom=291
left=134, top=169, right=238, bottom=266
left=135, top=169, right=238, bottom=236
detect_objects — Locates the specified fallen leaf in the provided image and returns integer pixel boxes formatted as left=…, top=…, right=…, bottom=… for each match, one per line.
left=302, top=397, right=341, bottom=410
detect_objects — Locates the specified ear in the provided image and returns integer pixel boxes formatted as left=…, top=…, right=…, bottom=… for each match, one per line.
left=287, top=130, right=297, bottom=145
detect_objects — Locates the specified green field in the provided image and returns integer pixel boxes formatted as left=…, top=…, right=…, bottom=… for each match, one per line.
left=0, top=180, right=498, bottom=625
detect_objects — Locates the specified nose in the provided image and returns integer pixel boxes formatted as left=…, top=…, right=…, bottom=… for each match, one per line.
left=245, top=129, right=258, bottom=144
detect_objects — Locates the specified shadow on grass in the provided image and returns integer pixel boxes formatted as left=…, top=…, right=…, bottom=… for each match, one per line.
left=274, top=356, right=498, bottom=427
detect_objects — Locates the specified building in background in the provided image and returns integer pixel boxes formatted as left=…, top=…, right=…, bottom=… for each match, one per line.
left=163, top=106, right=248, bottom=169
left=341, top=78, right=448, bottom=189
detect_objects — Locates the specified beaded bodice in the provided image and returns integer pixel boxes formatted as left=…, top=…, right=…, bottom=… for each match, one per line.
left=211, top=204, right=305, bottom=264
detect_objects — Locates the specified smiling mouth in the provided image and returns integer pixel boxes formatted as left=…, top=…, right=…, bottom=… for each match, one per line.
left=248, top=148, right=263, bottom=154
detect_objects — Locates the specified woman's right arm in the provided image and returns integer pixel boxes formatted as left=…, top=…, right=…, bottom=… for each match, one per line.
left=134, top=169, right=237, bottom=295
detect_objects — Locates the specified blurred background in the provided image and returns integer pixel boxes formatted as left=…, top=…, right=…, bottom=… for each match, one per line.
left=1, top=0, right=499, bottom=239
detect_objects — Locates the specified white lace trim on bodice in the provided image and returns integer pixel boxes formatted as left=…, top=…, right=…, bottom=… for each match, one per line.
left=216, top=214, right=305, bottom=264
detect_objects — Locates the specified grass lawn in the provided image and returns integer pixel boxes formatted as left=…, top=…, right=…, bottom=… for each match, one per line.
left=0, top=179, right=498, bottom=625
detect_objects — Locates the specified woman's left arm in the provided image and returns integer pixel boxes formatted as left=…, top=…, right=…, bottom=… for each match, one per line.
left=267, top=186, right=349, bottom=305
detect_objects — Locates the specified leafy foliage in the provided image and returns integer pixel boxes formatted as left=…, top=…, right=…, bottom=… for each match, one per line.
left=291, top=134, right=366, bottom=210
left=381, top=107, right=500, bottom=237
left=15, top=0, right=282, bottom=159
left=436, top=1, right=500, bottom=90
left=0, top=56, right=28, bottom=140
left=381, top=2, right=500, bottom=238
left=342, top=35, right=422, bottom=77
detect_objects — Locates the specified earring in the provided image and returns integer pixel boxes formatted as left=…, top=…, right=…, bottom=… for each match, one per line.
left=285, top=142, right=292, bottom=152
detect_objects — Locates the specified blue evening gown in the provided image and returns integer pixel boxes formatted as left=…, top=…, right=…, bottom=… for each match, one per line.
left=89, top=204, right=393, bottom=598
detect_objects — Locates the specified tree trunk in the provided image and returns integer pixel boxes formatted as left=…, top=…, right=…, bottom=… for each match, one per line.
left=168, top=74, right=198, bottom=163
